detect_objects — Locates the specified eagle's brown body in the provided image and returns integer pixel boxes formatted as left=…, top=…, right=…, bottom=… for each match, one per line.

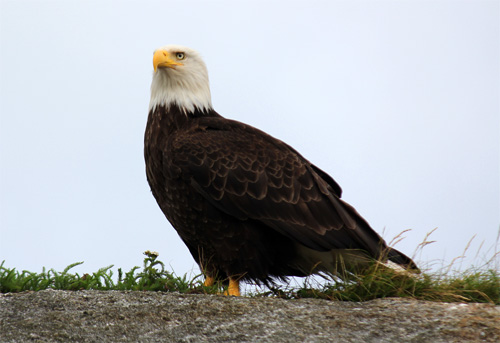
left=144, top=103, right=417, bottom=286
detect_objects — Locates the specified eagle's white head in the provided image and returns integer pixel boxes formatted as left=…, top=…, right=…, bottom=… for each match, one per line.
left=149, top=45, right=212, bottom=113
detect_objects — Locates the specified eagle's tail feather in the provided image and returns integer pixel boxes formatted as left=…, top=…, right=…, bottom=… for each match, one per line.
left=386, top=247, right=420, bottom=272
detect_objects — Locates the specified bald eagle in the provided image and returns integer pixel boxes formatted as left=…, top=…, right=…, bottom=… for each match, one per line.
left=144, top=45, right=418, bottom=296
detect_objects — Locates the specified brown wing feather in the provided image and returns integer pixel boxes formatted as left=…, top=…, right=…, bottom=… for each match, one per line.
left=171, top=117, right=391, bottom=260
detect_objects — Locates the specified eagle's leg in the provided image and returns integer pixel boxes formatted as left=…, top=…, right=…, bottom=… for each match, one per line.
left=203, top=276, right=215, bottom=287
left=225, top=277, right=240, bottom=296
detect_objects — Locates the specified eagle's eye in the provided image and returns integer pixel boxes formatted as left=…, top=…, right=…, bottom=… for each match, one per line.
left=176, top=52, right=185, bottom=60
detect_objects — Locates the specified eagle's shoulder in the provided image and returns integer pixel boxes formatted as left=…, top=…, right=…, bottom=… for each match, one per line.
left=172, top=116, right=343, bottom=198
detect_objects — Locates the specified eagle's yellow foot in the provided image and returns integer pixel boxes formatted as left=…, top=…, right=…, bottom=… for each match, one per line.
left=203, top=276, right=215, bottom=287
left=204, top=276, right=240, bottom=296
left=224, top=278, right=240, bottom=296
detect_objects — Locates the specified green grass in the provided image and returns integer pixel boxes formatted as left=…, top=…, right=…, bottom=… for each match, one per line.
left=0, top=251, right=205, bottom=294
left=260, top=264, right=499, bottom=304
left=1, top=249, right=498, bottom=304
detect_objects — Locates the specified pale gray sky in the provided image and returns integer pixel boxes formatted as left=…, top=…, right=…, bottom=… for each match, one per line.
left=1, top=1, right=499, bottom=282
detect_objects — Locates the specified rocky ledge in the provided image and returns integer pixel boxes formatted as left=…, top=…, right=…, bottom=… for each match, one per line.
left=0, top=290, right=498, bottom=342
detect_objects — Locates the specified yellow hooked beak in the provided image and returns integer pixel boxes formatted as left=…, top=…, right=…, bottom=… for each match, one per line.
left=153, top=50, right=183, bottom=72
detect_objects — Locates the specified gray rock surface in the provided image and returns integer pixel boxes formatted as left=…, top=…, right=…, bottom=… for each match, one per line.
left=0, top=289, right=498, bottom=342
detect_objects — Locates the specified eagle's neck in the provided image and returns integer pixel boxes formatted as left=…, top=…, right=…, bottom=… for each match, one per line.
left=149, top=69, right=212, bottom=114
left=145, top=105, right=220, bottom=140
